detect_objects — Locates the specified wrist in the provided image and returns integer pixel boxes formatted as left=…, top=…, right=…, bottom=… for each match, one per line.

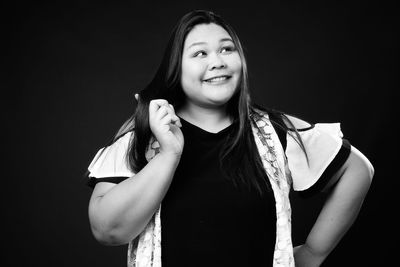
left=294, top=244, right=325, bottom=267
left=157, top=151, right=182, bottom=164
left=303, top=243, right=326, bottom=265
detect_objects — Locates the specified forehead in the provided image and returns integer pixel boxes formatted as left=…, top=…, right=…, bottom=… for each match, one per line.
left=184, top=23, right=232, bottom=48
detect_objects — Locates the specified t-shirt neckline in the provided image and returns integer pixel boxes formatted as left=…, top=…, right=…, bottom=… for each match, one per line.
left=178, top=116, right=234, bottom=139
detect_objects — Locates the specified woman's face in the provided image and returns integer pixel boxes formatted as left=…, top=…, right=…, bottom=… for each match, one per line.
left=180, top=23, right=242, bottom=109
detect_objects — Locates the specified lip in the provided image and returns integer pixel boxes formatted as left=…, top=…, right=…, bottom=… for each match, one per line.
left=203, top=75, right=232, bottom=82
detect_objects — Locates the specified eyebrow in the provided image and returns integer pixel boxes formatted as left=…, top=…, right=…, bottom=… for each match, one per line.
left=187, top=38, right=234, bottom=50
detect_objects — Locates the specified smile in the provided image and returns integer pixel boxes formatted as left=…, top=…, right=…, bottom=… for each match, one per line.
left=203, top=75, right=232, bottom=84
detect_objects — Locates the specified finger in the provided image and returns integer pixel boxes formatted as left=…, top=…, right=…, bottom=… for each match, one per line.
left=149, top=99, right=169, bottom=118
left=160, top=114, right=181, bottom=128
left=160, top=113, right=173, bottom=126
left=165, top=104, right=180, bottom=124
left=173, top=118, right=182, bottom=127
left=167, top=109, right=180, bottom=125
left=151, top=99, right=169, bottom=108
left=155, top=105, right=169, bottom=121
left=170, top=113, right=180, bottom=124
left=158, top=104, right=176, bottom=117
left=165, top=104, right=178, bottom=117
left=159, top=109, right=179, bottom=126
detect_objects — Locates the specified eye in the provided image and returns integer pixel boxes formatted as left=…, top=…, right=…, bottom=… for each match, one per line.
left=220, top=46, right=235, bottom=53
left=193, top=50, right=207, bottom=57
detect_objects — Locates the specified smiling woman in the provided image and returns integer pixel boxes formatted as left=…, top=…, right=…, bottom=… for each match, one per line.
left=179, top=23, right=242, bottom=129
left=85, top=10, right=374, bottom=267
left=181, top=24, right=241, bottom=106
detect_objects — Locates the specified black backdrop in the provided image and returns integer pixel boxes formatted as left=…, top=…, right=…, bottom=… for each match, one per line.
left=5, top=1, right=397, bottom=266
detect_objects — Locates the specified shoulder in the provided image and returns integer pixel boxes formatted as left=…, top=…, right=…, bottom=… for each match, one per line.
left=282, top=114, right=313, bottom=131
left=100, top=130, right=134, bottom=156
left=102, top=130, right=135, bottom=152
left=113, top=130, right=134, bottom=146
left=107, top=130, right=135, bottom=158
left=87, top=130, right=134, bottom=179
left=91, top=130, right=134, bottom=169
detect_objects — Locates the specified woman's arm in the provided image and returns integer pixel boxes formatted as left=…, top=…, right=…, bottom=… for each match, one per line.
left=88, top=99, right=183, bottom=246
left=88, top=151, right=180, bottom=246
left=294, top=145, right=374, bottom=266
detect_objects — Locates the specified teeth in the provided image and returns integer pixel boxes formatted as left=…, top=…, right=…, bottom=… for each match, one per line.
left=205, top=76, right=229, bottom=82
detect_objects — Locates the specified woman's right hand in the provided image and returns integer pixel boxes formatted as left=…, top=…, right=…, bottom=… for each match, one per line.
left=148, top=98, right=184, bottom=157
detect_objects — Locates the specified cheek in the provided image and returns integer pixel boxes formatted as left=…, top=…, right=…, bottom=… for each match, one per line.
left=229, top=55, right=242, bottom=73
left=181, top=60, right=206, bottom=83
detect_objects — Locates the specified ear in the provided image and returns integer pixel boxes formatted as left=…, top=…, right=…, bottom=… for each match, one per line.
left=134, top=94, right=139, bottom=101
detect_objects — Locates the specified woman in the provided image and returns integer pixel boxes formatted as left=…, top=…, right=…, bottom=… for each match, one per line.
left=86, top=10, right=374, bottom=267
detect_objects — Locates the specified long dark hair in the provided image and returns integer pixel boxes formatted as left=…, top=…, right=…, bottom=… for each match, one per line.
left=112, top=10, right=305, bottom=194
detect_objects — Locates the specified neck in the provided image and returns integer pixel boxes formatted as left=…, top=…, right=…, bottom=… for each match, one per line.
left=177, top=101, right=232, bottom=133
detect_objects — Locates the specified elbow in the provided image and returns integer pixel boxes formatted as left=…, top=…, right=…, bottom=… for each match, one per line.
left=366, top=160, right=375, bottom=182
left=88, top=204, right=134, bottom=246
left=91, top=226, right=116, bottom=246
left=350, top=145, right=375, bottom=184
left=359, top=151, right=374, bottom=184
left=89, top=221, right=134, bottom=246
left=92, top=227, right=126, bottom=246
left=88, top=209, right=143, bottom=246
left=88, top=195, right=147, bottom=246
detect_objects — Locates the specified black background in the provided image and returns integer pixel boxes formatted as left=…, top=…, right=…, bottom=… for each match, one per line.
left=5, top=1, right=397, bottom=266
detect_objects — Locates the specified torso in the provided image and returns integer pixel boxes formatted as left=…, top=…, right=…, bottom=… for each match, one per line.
left=161, top=116, right=276, bottom=267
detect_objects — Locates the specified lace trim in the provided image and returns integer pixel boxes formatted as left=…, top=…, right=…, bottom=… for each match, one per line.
left=251, top=111, right=295, bottom=267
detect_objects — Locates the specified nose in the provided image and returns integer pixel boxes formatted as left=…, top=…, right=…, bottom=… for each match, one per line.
left=208, top=53, right=226, bottom=70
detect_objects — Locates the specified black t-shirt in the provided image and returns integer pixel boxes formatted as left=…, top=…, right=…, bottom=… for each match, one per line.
left=161, top=117, right=276, bottom=267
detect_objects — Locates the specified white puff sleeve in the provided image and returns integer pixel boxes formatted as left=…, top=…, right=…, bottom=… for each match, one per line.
left=87, top=131, right=135, bottom=187
left=286, top=123, right=351, bottom=194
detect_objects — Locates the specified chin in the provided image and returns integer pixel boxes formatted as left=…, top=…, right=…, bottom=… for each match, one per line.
left=206, top=95, right=234, bottom=106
